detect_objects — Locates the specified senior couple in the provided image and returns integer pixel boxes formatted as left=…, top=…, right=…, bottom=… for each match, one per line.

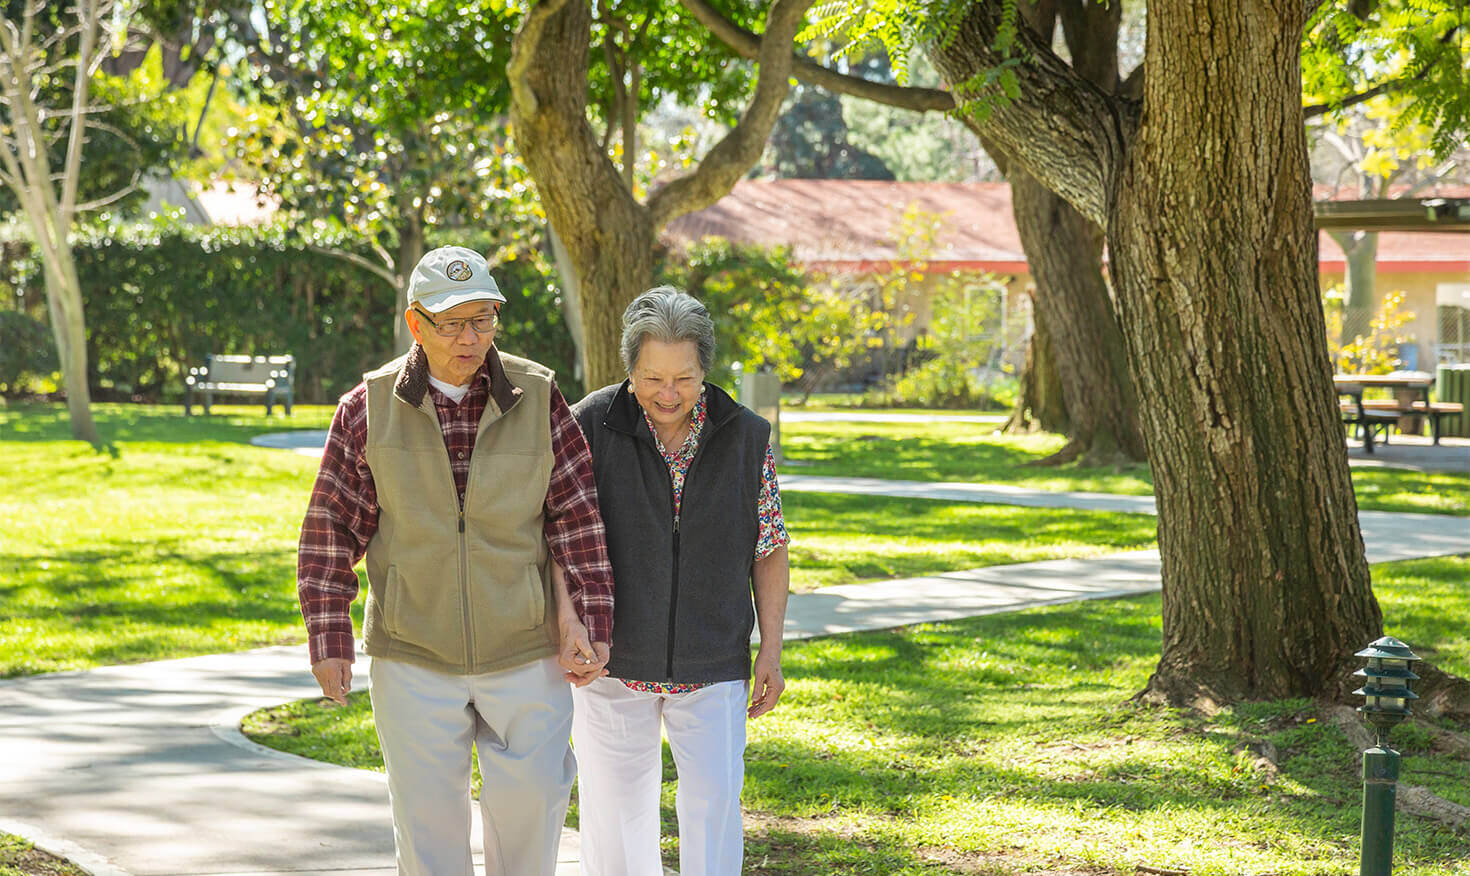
left=297, top=245, right=790, bottom=876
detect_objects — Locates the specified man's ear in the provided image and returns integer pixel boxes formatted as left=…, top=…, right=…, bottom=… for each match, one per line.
left=404, top=308, right=422, bottom=344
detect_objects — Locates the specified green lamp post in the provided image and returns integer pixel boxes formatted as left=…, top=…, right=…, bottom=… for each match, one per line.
left=1353, top=636, right=1421, bottom=876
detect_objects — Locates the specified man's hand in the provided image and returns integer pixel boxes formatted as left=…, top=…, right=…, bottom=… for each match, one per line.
left=558, top=616, right=610, bottom=687
left=311, top=657, right=353, bottom=707
left=748, top=647, right=784, bottom=718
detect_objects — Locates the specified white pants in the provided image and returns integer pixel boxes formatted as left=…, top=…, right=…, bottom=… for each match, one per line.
left=370, top=656, right=575, bottom=876
left=571, top=677, right=748, bottom=876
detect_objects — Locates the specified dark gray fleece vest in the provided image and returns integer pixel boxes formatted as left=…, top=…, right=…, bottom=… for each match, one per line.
left=573, top=381, right=770, bottom=683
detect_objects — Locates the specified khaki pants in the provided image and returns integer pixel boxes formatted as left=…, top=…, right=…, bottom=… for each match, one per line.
left=370, top=656, right=574, bottom=876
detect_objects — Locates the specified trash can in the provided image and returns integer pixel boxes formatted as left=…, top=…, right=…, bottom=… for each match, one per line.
left=1436, top=364, right=1470, bottom=438
left=738, top=370, right=782, bottom=463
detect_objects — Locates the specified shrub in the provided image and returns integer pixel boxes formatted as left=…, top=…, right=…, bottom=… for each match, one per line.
left=0, top=310, right=58, bottom=396
left=0, top=216, right=574, bottom=403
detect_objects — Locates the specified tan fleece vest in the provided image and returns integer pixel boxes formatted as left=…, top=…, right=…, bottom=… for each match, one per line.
left=360, top=352, right=557, bottom=675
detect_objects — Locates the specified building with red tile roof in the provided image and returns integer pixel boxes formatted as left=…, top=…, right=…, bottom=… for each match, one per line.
left=664, top=179, right=1470, bottom=369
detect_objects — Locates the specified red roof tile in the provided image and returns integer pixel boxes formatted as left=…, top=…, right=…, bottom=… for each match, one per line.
left=664, top=180, right=1469, bottom=273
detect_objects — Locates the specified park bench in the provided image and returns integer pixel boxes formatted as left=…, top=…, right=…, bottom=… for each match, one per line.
left=1336, top=372, right=1464, bottom=452
left=185, top=354, right=295, bottom=416
left=1357, top=398, right=1465, bottom=445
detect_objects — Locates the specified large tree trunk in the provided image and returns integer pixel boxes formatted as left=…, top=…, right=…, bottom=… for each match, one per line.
left=1009, top=169, right=1144, bottom=464
left=933, top=1, right=1387, bottom=705
left=509, top=0, right=811, bottom=390
left=1107, top=4, right=1380, bottom=704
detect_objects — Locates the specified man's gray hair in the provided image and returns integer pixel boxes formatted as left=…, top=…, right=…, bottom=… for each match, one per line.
left=620, top=286, right=716, bottom=374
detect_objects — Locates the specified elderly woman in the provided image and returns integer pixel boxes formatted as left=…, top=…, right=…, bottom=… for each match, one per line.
left=570, top=287, right=790, bottom=876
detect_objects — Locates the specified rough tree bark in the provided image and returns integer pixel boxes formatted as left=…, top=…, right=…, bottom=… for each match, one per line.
left=1010, top=166, right=1144, bottom=463
left=508, top=0, right=813, bottom=389
left=929, top=2, right=1439, bottom=711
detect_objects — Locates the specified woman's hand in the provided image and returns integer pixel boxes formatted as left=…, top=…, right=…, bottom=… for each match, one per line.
left=558, top=615, right=610, bottom=687
left=748, top=646, right=785, bottom=718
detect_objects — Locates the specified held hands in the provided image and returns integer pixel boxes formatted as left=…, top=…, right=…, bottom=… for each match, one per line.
left=311, top=657, right=353, bottom=707
left=748, top=646, right=785, bottom=719
left=558, top=614, right=610, bottom=687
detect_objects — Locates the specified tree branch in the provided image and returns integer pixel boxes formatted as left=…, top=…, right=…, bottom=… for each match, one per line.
left=508, top=0, right=578, bottom=119
left=60, top=0, right=105, bottom=222
left=308, top=243, right=398, bottom=287
left=647, top=0, right=815, bottom=227
left=678, top=0, right=954, bottom=112
left=927, top=2, right=1129, bottom=227
left=73, top=172, right=141, bottom=213
left=1304, top=23, right=1463, bottom=118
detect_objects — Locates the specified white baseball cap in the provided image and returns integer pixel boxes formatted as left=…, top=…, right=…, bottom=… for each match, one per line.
left=407, top=246, right=507, bottom=313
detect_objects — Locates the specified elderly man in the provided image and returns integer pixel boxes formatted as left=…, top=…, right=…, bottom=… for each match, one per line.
left=297, top=245, right=613, bottom=875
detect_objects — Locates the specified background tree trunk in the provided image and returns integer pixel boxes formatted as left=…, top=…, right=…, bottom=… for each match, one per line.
left=1106, top=3, right=1381, bottom=704
left=42, top=249, right=100, bottom=444
left=964, top=1, right=1144, bottom=464
left=1329, top=229, right=1379, bottom=347
left=1009, top=168, right=1144, bottom=464
left=1004, top=298, right=1069, bottom=433
left=392, top=208, right=425, bottom=357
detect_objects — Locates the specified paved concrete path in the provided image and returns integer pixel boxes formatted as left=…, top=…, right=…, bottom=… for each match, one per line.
left=7, top=439, right=1466, bottom=875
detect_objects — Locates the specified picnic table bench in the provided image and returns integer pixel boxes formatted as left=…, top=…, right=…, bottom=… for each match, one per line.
left=1335, top=372, right=1464, bottom=453
left=185, top=354, right=295, bottom=416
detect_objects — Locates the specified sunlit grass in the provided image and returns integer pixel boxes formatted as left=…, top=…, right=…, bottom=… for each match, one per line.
left=0, top=403, right=1155, bottom=674
left=246, top=555, right=1470, bottom=875
left=780, top=420, right=1470, bottom=515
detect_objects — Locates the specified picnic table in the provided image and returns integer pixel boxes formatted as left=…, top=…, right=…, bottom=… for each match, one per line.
left=1334, top=372, right=1462, bottom=453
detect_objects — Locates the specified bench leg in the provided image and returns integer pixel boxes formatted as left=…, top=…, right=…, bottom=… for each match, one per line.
left=184, top=390, right=192, bottom=417
left=1431, top=415, right=1442, bottom=446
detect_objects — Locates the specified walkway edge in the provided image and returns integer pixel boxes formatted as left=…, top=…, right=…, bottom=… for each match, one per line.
left=0, top=817, right=129, bottom=876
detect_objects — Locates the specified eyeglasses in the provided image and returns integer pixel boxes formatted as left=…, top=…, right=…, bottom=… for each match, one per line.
left=414, top=307, right=500, bottom=337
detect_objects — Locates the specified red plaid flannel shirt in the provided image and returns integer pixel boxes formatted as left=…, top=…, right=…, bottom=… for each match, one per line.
left=297, top=354, right=613, bottom=664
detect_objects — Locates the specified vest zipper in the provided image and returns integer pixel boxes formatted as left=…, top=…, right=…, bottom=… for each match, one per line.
left=666, top=517, right=679, bottom=681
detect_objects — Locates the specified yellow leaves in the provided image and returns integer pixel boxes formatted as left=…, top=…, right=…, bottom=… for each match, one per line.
left=1359, top=149, right=1400, bottom=180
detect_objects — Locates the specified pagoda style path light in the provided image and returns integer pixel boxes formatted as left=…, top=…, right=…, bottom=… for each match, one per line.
left=1353, top=636, right=1421, bottom=876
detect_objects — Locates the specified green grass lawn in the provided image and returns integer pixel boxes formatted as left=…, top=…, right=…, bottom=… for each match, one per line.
left=781, top=420, right=1470, bottom=515
left=0, top=403, right=1155, bottom=675
left=0, top=833, right=85, bottom=876
left=243, top=553, right=1470, bottom=876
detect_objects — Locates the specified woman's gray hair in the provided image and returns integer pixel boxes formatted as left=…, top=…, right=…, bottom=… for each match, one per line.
left=620, top=286, right=716, bottom=374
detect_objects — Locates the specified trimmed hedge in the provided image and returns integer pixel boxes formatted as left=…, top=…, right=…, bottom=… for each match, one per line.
left=1, top=218, right=577, bottom=404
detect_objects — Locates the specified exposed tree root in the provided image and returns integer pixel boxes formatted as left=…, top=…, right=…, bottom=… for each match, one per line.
left=1410, top=662, right=1470, bottom=723
left=1325, top=705, right=1470, bottom=831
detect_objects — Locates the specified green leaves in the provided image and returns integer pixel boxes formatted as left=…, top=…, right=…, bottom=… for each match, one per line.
left=1302, top=0, right=1470, bottom=159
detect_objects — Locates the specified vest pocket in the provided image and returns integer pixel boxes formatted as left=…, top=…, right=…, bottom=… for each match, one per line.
left=522, top=564, right=546, bottom=630
left=381, top=564, right=462, bottom=662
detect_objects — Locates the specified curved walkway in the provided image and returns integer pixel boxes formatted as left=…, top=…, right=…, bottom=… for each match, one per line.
left=4, top=440, right=1466, bottom=875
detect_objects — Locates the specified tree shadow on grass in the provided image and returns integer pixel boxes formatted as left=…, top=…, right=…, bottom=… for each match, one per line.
left=746, top=598, right=1470, bottom=872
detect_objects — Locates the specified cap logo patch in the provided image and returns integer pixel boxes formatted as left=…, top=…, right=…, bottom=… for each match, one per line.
left=446, top=259, right=473, bottom=281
